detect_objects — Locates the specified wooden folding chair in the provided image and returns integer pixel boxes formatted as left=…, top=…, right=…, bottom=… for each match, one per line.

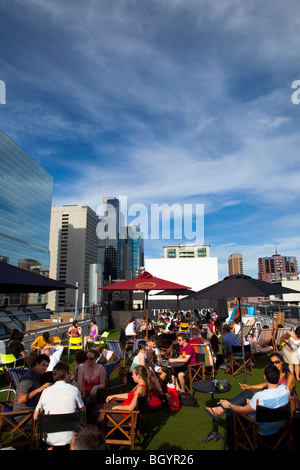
left=185, top=362, right=206, bottom=394
left=225, top=344, right=253, bottom=378
left=34, top=410, right=86, bottom=449
left=0, top=395, right=35, bottom=450
left=99, top=396, right=147, bottom=450
left=160, top=338, right=178, bottom=360
left=233, top=398, right=293, bottom=450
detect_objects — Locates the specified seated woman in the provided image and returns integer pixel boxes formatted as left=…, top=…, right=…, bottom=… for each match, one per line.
left=99, top=365, right=160, bottom=422
left=207, top=352, right=296, bottom=420
left=77, top=349, right=106, bottom=407
left=84, top=319, right=99, bottom=351
left=68, top=320, right=82, bottom=338
left=6, top=330, right=26, bottom=366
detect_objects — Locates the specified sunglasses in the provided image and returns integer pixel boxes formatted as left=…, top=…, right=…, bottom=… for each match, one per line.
left=271, top=360, right=281, bottom=364
left=86, top=356, right=96, bottom=360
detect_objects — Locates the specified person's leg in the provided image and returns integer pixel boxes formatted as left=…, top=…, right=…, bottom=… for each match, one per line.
left=177, top=372, right=186, bottom=393
left=207, top=389, right=253, bottom=417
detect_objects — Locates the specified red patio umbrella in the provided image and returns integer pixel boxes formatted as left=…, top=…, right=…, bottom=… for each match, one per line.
left=100, top=271, right=190, bottom=340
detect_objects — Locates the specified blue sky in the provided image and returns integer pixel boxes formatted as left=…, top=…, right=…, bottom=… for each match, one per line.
left=1, top=0, right=300, bottom=281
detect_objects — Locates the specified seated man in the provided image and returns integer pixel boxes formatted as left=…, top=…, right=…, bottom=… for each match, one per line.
left=40, top=344, right=65, bottom=383
left=31, top=332, right=52, bottom=354
left=168, top=333, right=197, bottom=393
left=14, top=353, right=51, bottom=413
left=34, top=361, right=85, bottom=449
left=125, top=318, right=137, bottom=338
left=222, top=324, right=241, bottom=353
left=147, top=335, right=167, bottom=384
left=206, top=364, right=290, bottom=450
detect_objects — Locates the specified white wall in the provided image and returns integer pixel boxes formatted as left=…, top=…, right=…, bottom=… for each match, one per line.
left=145, top=257, right=219, bottom=300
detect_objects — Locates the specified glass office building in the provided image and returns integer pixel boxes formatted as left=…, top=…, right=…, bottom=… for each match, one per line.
left=0, top=129, right=53, bottom=304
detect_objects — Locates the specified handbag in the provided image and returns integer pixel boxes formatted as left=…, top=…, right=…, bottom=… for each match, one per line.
left=167, top=382, right=180, bottom=411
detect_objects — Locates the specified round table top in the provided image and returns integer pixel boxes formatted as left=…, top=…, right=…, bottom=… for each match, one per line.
left=192, top=380, right=231, bottom=395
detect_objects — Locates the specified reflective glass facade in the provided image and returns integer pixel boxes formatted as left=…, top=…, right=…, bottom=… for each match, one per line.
left=0, top=129, right=53, bottom=303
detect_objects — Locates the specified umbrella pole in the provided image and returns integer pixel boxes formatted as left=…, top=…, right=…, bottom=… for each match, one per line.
left=145, top=291, right=149, bottom=342
left=238, top=297, right=247, bottom=384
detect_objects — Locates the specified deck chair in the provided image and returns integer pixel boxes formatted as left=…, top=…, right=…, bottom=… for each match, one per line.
left=99, top=396, right=147, bottom=450
left=93, top=331, right=110, bottom=346
left=233, top=398, right=293, bottom=450
left=0, top=353, right=25, bottom=370
left=102, top=349, right=116, bottom=363
left=67, top=336, right=83, bottom=361
left=3, top=367, right=28, bottom=400
left=103, top=360, right=120, bottom=388
left=225, top=344, right=253, bottom=378
left=192, top=343, right=215, bottom=379
left=104, top=340, right=133, bottom=368
left=0, top=389, right=35, bottom=450
left=239, top=322, right=254, bottom=341
left=34, top=409, right=86, bottom=449
left=272, top=327, right=291, bottom=352
left=257, top=328, right=274, bottom=348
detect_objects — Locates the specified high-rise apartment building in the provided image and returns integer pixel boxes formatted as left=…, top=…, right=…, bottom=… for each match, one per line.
left=97, top=197, right=121, bottom=281
left=228, top=254, right=244, bottom=276
left=0, top=129, right=53, bottom=305
left=163, top=243, right=210, bottom=259
left=258, top=252, right=298, bottom=283
left=122, top=225, right=144, bottom=279
left=48, top=205, right=99, bottom=310
left=97, top=197, right=144, bottom=281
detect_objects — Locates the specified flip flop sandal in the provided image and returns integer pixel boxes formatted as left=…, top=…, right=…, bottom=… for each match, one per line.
left=205, top=407, right=222, bottom=422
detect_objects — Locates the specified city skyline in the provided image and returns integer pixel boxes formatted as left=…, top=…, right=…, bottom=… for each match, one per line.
left=1, top=1, right=300, bottom=281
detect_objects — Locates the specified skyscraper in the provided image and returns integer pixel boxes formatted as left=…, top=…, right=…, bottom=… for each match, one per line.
left=0, top=129, right=53, bottom=305
left=97, top=197, right=121, bottom=281
left=48, top=205, right=99, bottom=310
left=97, top=197, right=145, bottom=281
left=122, top=225, right=144, bottom=279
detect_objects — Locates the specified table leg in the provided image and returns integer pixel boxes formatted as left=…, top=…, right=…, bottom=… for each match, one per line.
left=202, top=392, right=225, bottom=444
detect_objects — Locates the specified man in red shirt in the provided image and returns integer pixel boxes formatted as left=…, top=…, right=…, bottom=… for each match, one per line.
left=169, top=333, right=196, bottom=393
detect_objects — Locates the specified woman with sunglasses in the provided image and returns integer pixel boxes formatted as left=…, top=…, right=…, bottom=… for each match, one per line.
left=77, top=349, right=106, bottom=401
left=240, top=352, right=295, bottom=393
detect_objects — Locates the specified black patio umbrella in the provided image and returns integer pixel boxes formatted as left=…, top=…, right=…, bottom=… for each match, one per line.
left=185, top=274, right=300, bottom=382
left=0, top=262, right=77, bottom=294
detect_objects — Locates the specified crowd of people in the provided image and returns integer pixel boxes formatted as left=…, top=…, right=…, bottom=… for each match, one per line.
left=4, top=308, right=300, bottom=450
